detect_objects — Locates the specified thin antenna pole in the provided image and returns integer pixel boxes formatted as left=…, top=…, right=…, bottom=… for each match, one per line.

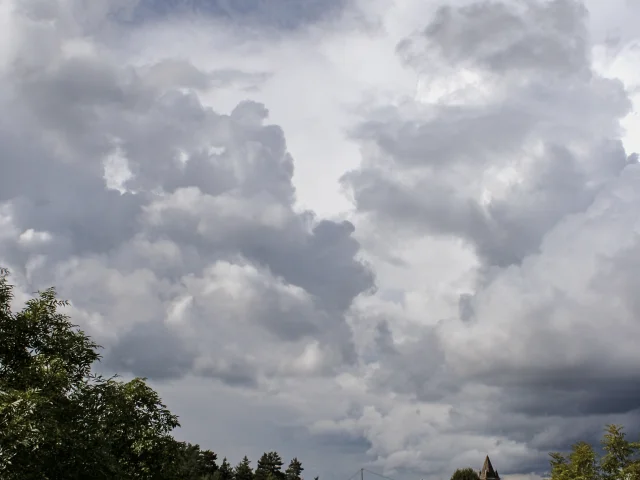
left=361, top=468, right=364, bottom=480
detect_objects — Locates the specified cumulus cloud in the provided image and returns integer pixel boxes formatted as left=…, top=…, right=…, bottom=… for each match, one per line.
left=2, top=0, right=640, bottom=479
left=338, top=0, right=640, bottom=475
left=345, top=0, right=631, bottom=267
left=0, top=0, right=373, bottom=390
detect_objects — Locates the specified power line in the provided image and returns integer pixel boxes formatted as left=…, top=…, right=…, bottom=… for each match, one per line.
left=345, top=469, right=365, bottom=480
left=363, top=468, right=398, bottom=480
left=342, top=466, right=400, bottom=480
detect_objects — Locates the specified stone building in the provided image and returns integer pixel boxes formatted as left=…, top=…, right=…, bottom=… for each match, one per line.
left=479, top=456, right=500, bottom=480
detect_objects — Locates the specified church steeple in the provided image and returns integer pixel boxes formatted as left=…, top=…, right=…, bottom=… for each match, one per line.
left=479, top=456, right=500, bottom=480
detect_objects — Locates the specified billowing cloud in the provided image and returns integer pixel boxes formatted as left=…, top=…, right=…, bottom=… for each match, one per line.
left=344, top=0, right=631, bottom=267
left=0, top=0, right=374, bottom=389
left=339, top=0, right=640, bottom=475
left=2, top=0, right=640, bottom=479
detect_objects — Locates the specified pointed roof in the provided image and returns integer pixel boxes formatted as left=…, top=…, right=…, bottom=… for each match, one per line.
left=480, top=456, right=498, bottom=479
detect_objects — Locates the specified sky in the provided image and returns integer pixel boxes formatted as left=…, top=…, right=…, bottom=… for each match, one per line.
left=1, top=0, right=640, bottom=479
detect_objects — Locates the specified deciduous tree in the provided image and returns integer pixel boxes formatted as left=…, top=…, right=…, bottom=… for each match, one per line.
left=451, top=467, right=481, bottom=480
left=0, top=269, right=315, bottom=480
left=0, top=269, right=180, bottom=479
left=550, top=425, right=640, bottom=480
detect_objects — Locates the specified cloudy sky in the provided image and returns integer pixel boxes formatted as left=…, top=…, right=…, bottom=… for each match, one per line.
left=2, top=0, right=640, bottom=479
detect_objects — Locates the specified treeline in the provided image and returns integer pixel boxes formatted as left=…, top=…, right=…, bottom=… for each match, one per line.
left=172, top=447, right=312, bottom=480
left=449, top=425, right=640, bottom=480
left=0, top=269, right=313, bottom=480
left=549, top=425, right=640, bottom=480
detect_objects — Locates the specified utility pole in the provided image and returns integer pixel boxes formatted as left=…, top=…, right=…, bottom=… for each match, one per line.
left=360, top=469, right=364, bottom=480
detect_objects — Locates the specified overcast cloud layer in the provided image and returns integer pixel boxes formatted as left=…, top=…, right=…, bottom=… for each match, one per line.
left=1, top=0, right=640, bottom=479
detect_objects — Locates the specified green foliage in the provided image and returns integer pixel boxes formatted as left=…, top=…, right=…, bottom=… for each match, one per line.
left=286, top=457, right=304, bottom=480
left=549, top=425, right=640, bottom=480
left=213, top=457, right=234, bottom=480
left=256, top=451, right=285, bottom=480
left=235, top=455, right=255, bottom=480
left=601, top=425, right=640, bottom=480
left=451, top=467, right=481, bottom=480
left=0, top=269, right=314, bottom=480
left=0, top=268, right=181, bottom=479
left=173, top=442, right=218, bottom=480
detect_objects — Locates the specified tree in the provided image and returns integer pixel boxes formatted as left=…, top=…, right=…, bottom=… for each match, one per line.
left=255, top=452, right=285, bottom=480
left=451, top=468, right=481, bottom=480
left=235, top=455, right=254, bottom=480
left=201, top=450, right=220, bottom=476
left=549, top=441, right=599, bottom=480
left=0, top=269, right=182, bottom=479
left=173, top=442, right=218, bottom=480
left=549, top=425, right=640, bottom=480
left=214, top=457, right=234, bottom=480
left=0, top=269, right=315, bottom=480
left=286, top=457, right=304, bottom=480
left=601, top=425, right=640, bottom=480
left=550, top=452, right=571, bottom=480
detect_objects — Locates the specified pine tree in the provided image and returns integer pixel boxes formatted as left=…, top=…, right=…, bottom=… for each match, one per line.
left=235, top=456, right=254, bottom=480
left=214, top=457, right=234, bottom=480
left=255, top=452, right=285, bottom=480
left=201, top=450, right=219, bottom=476
left=286, top=458, right=304, bottom=480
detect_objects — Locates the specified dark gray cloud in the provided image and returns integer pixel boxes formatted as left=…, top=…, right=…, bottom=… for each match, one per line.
left=128, top=0, right=349, bottom=31
left=400, top=0, right=590, bottom=75
left=0, top=0, right=374, bottom=388
left=3, top=0, right=640, bottom=478
left=108, top=321, right=196, bottom=380
left=336, top=0, right=640, bottom=474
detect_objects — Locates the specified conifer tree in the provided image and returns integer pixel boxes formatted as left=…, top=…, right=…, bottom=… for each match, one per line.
left=286, top=458, right=304, bottom=480
left=235, top=456, right=255, bottom=480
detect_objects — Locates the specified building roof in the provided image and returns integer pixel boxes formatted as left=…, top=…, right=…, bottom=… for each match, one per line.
left=480, top=456, right=498, bottom=479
